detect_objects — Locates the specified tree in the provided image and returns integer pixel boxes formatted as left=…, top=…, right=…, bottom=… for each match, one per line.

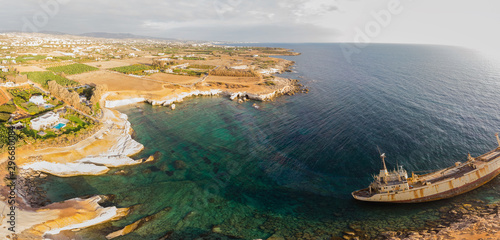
left=90, top=84, right=107, bottom=105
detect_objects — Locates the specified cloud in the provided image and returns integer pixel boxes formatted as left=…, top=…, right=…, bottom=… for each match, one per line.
left=0, top=0, right=344, bottom=42
left=278, top=0, right=341, bottom=17
left=155, top=23, right=340, bottom=42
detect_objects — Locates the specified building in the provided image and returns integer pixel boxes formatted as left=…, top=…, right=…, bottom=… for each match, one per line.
left=172, top=63, right=189, bottom=69
left=11, top=122, right=24, bottom=130
left=29, top=95, right=46, bottom=105
left=31, top=112, right=60, bottom=131
left=0, top=82, right=15, bottom=87
left=231, top=65, right=248, bottom=70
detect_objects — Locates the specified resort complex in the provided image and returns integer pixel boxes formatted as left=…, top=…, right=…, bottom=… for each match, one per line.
left=30, top=111, right=59, bottom=131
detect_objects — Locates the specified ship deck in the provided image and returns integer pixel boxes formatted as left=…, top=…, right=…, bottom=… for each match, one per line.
left=353, top=147, right=500, bottom=200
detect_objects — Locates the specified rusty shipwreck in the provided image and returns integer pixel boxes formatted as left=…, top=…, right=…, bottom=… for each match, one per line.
left=352, top=134, right=500, bottom=203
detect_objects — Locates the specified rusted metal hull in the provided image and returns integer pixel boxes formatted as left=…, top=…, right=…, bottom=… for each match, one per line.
left=352, top=149, right=500, bottom=203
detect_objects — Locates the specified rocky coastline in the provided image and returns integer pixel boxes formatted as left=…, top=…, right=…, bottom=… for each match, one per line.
left=105, top=77, right=307, bottom=109
left=15, top=169, right=51, bottom=208
left=334, top=200, right=500, bottom=240
left=1, top=73, right=306, bottom=239
left=382, top=201, right=500, bottom=240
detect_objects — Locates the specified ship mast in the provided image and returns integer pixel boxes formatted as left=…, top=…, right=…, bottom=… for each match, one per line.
left=381, top=153, right=388, bottom=172
left=377, top=146, right=388, bottom=177
left=496, top=133, right=500, bottom=148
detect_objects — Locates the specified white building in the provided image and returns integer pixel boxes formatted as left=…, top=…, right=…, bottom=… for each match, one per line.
left=172, top=63, right=189, bottom=69
left=30, top=112, right=59, bottom=131
left=231, top=65, right=248, bottom=70
left=0, top=82, right=15, bottom=87
left=29, top=95, right=46, bottom=105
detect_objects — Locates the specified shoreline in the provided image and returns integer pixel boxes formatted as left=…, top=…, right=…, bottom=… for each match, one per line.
left=7, top=72, right=499, bottom=239
left=0, top=71, right=304, bottom=239
left=0, top=195, right=129, bottom=239
left=0, top=107, right=148, bottom=239
left=377, top=200, right=500, bottom=240
left=19, top=109, right=146, bottom=177
left=105, top=76, right=305, bottom=109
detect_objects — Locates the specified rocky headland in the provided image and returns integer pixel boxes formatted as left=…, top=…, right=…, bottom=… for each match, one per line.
left=105, top=77, right=307, bottom=109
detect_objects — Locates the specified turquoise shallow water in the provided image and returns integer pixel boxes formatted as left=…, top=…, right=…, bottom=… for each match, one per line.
left=41, top=44, right=500, bottom=239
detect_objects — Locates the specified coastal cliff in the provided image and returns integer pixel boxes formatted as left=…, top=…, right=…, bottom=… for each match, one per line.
left=105, top=77, right=305, bottom=109
left=1, top=65, right=305, bottom=239
left=19, top=110, right=145, bottom=177
left=1, top=77, right=305, bottom=240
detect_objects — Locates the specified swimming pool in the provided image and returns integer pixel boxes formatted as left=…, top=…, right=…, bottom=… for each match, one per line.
left=53, top=123, right=66, bottom=130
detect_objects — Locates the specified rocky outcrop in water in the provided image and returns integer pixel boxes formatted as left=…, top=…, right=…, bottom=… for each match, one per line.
left=229, top=78, right=306, bottom=102
left=105, top=78, right=307, bottom=109
left=16, top=166, right=51, bottom=208
left=379, top=202, right=500, bottom=240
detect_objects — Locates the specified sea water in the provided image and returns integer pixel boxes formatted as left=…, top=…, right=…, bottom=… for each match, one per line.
left=41, top=43, right=500, bottom=239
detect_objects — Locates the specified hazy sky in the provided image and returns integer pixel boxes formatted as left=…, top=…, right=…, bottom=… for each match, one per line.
left=1, top=0, right=499, bottom=50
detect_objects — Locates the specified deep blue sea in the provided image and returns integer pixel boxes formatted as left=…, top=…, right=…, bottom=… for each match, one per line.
left=42, top=43, right=500, bottom=239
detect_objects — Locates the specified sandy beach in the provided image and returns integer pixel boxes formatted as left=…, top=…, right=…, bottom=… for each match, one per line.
left=0, top=105, right=145, bottom=238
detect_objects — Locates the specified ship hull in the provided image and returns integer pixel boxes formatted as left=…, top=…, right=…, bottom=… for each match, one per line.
left=352, top=151, right=500, bottom=203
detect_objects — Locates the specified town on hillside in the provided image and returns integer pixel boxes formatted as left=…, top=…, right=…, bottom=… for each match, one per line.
left=0, top=32, right=299, bottom=150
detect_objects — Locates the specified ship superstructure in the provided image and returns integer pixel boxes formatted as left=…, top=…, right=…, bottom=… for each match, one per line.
left=352, top=134, right=500, bottom=203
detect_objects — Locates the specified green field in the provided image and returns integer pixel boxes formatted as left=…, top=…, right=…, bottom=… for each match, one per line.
left=173, top=68, right=206, bottom=77
left=0, top=101, right=16, bottom=114
left=110, top=64, right=152, bottom=74
left=47, top=63, right=98, bottom=75
left=26, top=71, right=78, bottom=87
left=68, top=114, right=86, bottom=126
left=0, top=112, right=11, bottom=122
left=0, top=55, right=47, bottom=63
left=187, top=64, right=215, bottom=70
left=183, top=57, right=206, bottom=60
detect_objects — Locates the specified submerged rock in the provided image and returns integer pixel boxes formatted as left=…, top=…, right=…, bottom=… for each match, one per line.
left=114, top=169, right=129, bottom=176
left=173, top=160, right=187, bottom=170
left=203, top=157, right=212, bottom=164
left=267, top=234, right=285, bottom=240
left=211, top=225, right=222, bottom=233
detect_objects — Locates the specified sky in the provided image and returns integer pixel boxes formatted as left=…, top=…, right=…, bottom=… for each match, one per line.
left=1, top=0, right=499, bottom=51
